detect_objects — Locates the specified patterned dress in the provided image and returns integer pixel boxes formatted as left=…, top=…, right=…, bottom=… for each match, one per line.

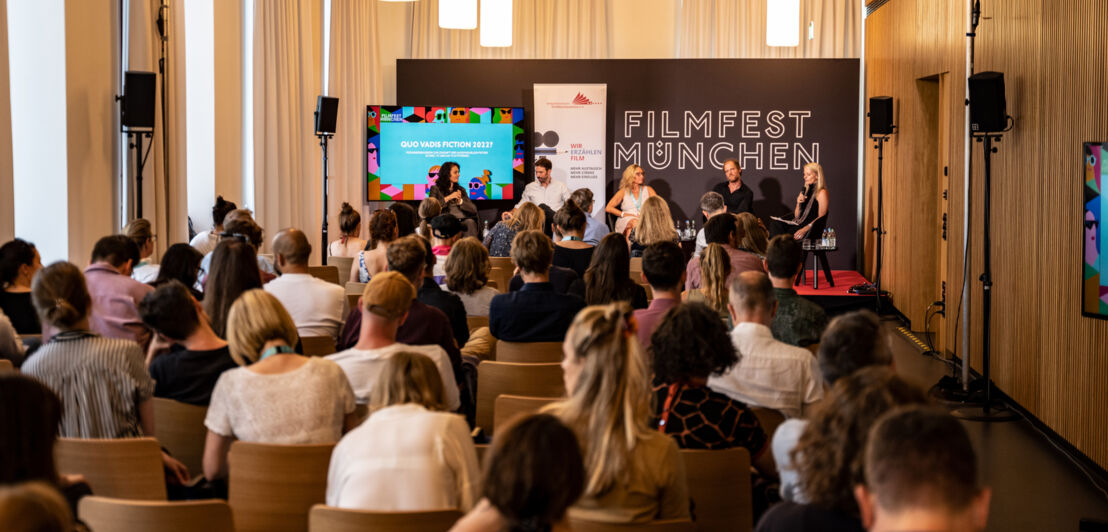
left=652, top=381, right=767, bottom=452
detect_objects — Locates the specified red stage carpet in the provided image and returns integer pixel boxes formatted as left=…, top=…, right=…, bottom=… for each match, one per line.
left=794, top=270, right=870, bottom=297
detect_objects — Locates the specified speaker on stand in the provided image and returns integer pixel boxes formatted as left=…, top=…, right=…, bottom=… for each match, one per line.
left=852, top=97, right=895, bottom=308
left=315, top=96, right=339, bottom=265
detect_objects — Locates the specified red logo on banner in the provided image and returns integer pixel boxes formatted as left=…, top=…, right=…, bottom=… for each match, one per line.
left=572, top=92, right=595, bottom=105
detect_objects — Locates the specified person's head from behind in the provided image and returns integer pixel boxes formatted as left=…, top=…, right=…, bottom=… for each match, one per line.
left=222, top=212, right=264, bottom=249
left=793, top=367, right=928, bottom=517
left=700, top=243, right=732, bottom=314
left=138, top=280, right=202, bottom=343
left=271, top=228, right=312, bottom=273
left=204, top=239, right=263, bottom=338
left=417, top=198, right=442, bottom=237
left=553, top=201, right=587, bottom=238
left=534, top=157, right=553, bottom=182
left=765, top=233, right=804, bottom=282
left=635, top=196, right=676, bottom=246
left=369, top=351, right=445, bottom=413
left=430, top=214, right=463, bottom=247
left=510, top=230, right=554, bottom=277
left=0, top=239, right=41, bottom=290
left=154, top=243, right=204, bottom=289
left=651, top=302, right=738, bottom=383
left=31, top=262, right=90, bottom=331
left=510, top=202, right=546, bottom=232
left=699, top=191, right=726, bottom=219
left=0, top=375, right=62, bottom=485
left=386, top=236, right=427, bottom=285
left=123, top=218, right=155, bottom=259
left=729, top=271, right=775, bottom=325
left=484, top=414, right=585, bottom=531
left=388, top=202, right=417, bottom=238
left=857, top=406, right=989, bottom=532
left=818, top=310, right=892, bottom=386
left=226, top=289, right=298, bottom=366
left=444, top=237, right=489, bottom=296
left=360, top=271, right=415, bottom=332
left=569, top=188, right=594, bottom=214
left=703, top=212, right=738, bottom=248
left=583, top=233, right=632, bottom=305
left=641, top=241, right=685, bottom=292
left=736, top=212, right=768, bottom=255
left=368, top=209, right=399, bottom=249
left=211, top=196, right=238, bottom=229
left=0, top=481, right=73, bottom=532
left=90, top=235, right=141, bottom=276
left=338, top=202, right=361, bottom=239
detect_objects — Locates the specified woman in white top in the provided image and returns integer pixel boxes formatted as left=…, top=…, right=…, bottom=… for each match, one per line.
left=329, top=203, right=368, bottom=258
left=124, top=218, right=160, bottom=283
left=605, top=164, right=656, bottom=236
left=350, top=209, right=398, bottom=284
left=190, top=196, right=237, bottom=256
left=202, top=289, right=357, bottom=481
left=444, top=238, right=499, bottom=317
left=326, top=351, right=480, bottom=512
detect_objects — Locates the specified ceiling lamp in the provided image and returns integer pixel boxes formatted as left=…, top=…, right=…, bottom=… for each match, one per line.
left=480, top=0, right=512, bottom=47
left=439, top=0, right=476, bottom=29
left=766, top=0, right=800, bottom=47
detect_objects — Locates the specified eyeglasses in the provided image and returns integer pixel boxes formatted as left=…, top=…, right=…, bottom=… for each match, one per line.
left=1085, top=219, right=1099, bottom=230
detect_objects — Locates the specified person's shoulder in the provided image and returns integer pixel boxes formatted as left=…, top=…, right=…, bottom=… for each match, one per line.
left=395, top=342, right=450, bottom=359
left=306, top=355, right=346, bottom=376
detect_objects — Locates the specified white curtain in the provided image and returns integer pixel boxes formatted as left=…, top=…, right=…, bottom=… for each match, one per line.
left=676, top=0, right=860, bottom=58
left=411, top=0, right=610, bottom=59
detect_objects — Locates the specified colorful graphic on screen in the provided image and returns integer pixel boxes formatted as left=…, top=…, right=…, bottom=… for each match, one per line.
left=1083, top=143, right=1107, bottom=319
left=366, top=106, right=524, bottom=201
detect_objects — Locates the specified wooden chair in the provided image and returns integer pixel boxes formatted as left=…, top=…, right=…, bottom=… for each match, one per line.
left=330, top=256, right=354, bottom=286
left=495, top=340, right=564, bottom=363
left=476, top=361, right=565, bottom=433
left=307, top=266, right=340, bottom=285
left=681, top=448, right=753, bottom=532
left=228, top=441, right=335, bottom=532
left=569, top=518, right=696, bottom=531
left=55, top=437, right=167, bottom=500
left=488, top=267, right=514, bottom=294
left=345, top=281, right=367, bottom=295
left=467, top=315, right=489, bottom=332
left=151, top=397, right=208, bottom=476
left=308, top=504, right=464, bottom=532
left=751, top=407, right=786, bottom=441
left=475, top=443, right=489, bottom=465
left=79, top=496, right=234, bottom=532
left=346, top=294, right=361, bottom=314
left=629, top=256, right=644, bottom=285
left=19, top=333, right=41, bottom=348
left=485, top=279, right=499, bottom=290
left=0, top=359, right=13, bottom=373
left=493, top=394, right=559, bottom=434
left=489, top=256, right=513, bottom=270
left=300, top=335, right=336, bottom=357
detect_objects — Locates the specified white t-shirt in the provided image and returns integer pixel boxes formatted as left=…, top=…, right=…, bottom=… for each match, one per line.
left=325, top=343, right=461, bottom=411
left=326, top=403, right=480, bottom=512
left=264, top=273, right=346, bottom=341
left=708, top=322, right=824, bottom=419
left=132, top=262, right=160, bottom=284
left=449, top=286, right=499, bottom=317
left=205, top=357, right=356, bottom=444
left=190, top=231, right=219, bottom=256
left=515, top=178, right=572, bottom=211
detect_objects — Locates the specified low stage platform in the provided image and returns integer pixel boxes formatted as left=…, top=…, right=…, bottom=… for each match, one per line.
left=794, top=270, right=886, bottom=316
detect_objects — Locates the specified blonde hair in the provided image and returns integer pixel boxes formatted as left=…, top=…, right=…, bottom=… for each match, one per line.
left=700, top=243, right=732, bottom=314
left=632, top=196, right=678, bottom=246
left=445, top=237, right=490, bottom=295
left=736, top=212, right=768, bottom=256
left=418, top=197, right=442, bottom=237
left=0, top=482, right=73, bottom=532
left=618, top=164, right=643, bottom=191
left=226, top=289, right=300, bottom=366
left=369, top=351, right=446, bottom=412
left=509, top=202, right=545, bottom=232
left=805, top=162, right=827, bottom=193
left=547, top=303, right=652, bottom=497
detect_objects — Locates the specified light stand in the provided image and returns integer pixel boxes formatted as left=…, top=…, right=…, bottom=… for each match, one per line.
left=871, top=134, right=890, bottom=312
left=127, top=131, right=153, bottom=218
left=316, top=129, right=332, bottom=266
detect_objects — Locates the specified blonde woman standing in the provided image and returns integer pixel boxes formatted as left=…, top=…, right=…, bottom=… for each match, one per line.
left=605, top=165, right=656, bottom=235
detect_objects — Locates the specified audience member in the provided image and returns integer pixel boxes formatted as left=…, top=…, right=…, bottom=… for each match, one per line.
left=484, top=201, right=544, bottom=257
left=694, top=191, right=727, bottom=256
left=203, top=239, right=263, bottom=338
left=575, top=233, right=647, bottom=309
left=264, top=228, right=345, bottom=340
left=189, top=196, right=237, bottom=255
left=413, top=236, right=470, bottom=349
left=708, top=272, right=823, bottom=418
left=327, top=351, right=478, bottom=511
left=330, top=202, right=367, bottom=258
left=417, top=197, right=442, bottom=238
left=685, top=213, right=764, bottom=291
left=0, top=481, right=75, bottom=532
left=445, top=237, right=499, bottom=317
left=428, top=162, right=480, bottom=237
left=138, top=281, right=236, bottom=406
left=150, top=243, right=204, bottom=300
left=388, top=201, right=418, bottom=237
left=203, top=289, right=357, bottom=481
left=83, top=235, right=154, bottom=348
left=0, top=238, right=42, bottom=334
left=629, top=196, right=680, bottom=257
left=0, top=310, right=23, bottom=366
left=198, top=210, right=275, bottom=284
left=430, top=214, right=465, bottom=283
left=550, top=302, right=689, bottom=523
left=326, top=272, right=459, bottom=410
left=552, top=201, right=595, bottom=277
left=490, top=231, right=585, bottom=342
left=856, top=406, right=990, bottom=532
left=766, top=234, right=827, bottom=347
left=508, top=263, right=580, bottom=295
left=685, top=243, right=733, bottom=327
left=450, top=414, right=585, bottom=532
left=737, top=212, right=770, bottom=257
left=569, top=188, right=609, bottom=246
left=123, top=218, right=160, bottom=283
left=352, top=209, right=398, bottom=283
left=632, top=241, right=684, bottom=347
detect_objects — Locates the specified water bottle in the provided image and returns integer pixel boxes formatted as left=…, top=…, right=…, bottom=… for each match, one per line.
left=684, top=220, right=692, bottom=239
left=821, top=229, right=828, bottom=247
left=830, top=228, right=836, bottom=247
left=482, top=219, right=489, bottom=239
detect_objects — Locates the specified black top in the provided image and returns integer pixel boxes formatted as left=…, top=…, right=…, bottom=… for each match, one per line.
left=712, top=181, right=754, bottom=215
left=651, top=382, right=767, bottom=453
left=552, top=246, right=595, bottom=278
left=755, top=502, right=864, bottom=532
left=509, top=265, right=580, bottom=294
left=428, top=182, right=478, bottom=221
left=149, top=344, right=237, bottom=406
left=567, top=278, right=649, bottom=310
left=0, top=291, right=41, bottom=334
left=489, top=283, right=586, bottom=342
left=418, top=278, right=470, bottom=347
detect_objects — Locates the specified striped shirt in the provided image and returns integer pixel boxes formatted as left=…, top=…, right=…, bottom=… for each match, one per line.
left=22, top=331, right=154, bottom=438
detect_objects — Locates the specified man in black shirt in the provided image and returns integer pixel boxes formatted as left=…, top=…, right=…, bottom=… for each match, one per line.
left=711, top=159, right=754, bottom=215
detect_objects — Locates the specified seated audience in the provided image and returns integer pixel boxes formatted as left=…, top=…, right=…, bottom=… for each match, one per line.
left=326, top=272, right=459, bottom=410
left=198, top=210, right=275, bottom=284
left=351, top=209, right=397, bottom=283
left=685, top=243, right=733, bottom=327
left=766, top=234, right=827, bottom=347
left=484, top=201, right=544, bottom=257
left=203, top=289, right=357, bottom=481
left=138, top=281, right=236, bottom=406
left=264, top=228, right=345, bottom=341
left=330, top=202, right=367, bottom=258
left=686, top=213, right=764, bottom=291
left=552, top=201, right=595, bottom=277
left=150, top=243, right=204, bottom=300
left=569, top=188, right=609, bottom=246
left=856, top=406, right=991, bottom=532
left=412, top=236, right=470, bottom=350
left=388, top=201, right=418, bottom=237
left=628, top=196, right=680, bottom=257
left=430, top=214, right=465, bottom=283
left=189, top=196, right=237, bottom=255
left=737, top=212, right=770, bottom=257
left=0, top=238, right=42, bottom=334
left=550, top=303, right=689, bottom=523
left=445, top=237, right=499, bottom=317
left=416, top=197, right=442, bottom=238
left=708, top=272, right=823, bottom=418
left=573, top=233, right=647, bottom=309
left=450, top=414, right=585, bottom=532
left=0, top=310, right=23, bottom=366
left=507, top=264, right=580, bottom=295
left=632, top=241, right=685, bottom=347
left=0, top=481, right=75, bottom=532
left=428, top=162, right=480, bottom=237
left=124, top=218, right=159, bottom=283
left=83, top=235, right=154, bottom=348
left=489, top=231, right=585, bottom=343
left=694, top=191, right=727, bottom=256
left=203, top=239, right=263, bottom=338
left=754, top=368, right=926, bottom=532
left=326, top=351, right=478, bottom=510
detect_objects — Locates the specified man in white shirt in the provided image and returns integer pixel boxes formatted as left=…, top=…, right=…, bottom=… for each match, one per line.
left=695, top=191, right=728, bottom=256
left=326, top=271, right=460, bottom=411
left=502, top=158, right=571, bottom=220
left=263, top=228, right=346, bottom=340
left=708, top=271, right=823, bottom=419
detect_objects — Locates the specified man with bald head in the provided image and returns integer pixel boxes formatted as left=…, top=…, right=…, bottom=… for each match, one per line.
left=264, top=228, right=346, bottom=341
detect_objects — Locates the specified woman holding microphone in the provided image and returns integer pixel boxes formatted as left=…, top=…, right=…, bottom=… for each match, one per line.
left=771, top=162, right=829, bottom=240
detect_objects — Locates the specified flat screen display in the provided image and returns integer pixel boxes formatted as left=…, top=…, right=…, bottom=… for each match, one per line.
left=1084, top=142, right=1107, bottom=319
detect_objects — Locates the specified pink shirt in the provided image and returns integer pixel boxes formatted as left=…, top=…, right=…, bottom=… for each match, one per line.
left=633, top=297, right=680, bottom=349
left=83, top=264, right=153, bottom=348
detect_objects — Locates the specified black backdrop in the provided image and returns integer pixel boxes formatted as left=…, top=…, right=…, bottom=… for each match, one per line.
left=396, top=58, right=860, bottom=269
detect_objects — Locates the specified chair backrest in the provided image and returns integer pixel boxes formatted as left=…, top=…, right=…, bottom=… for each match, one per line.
left=151, top=397, right=208, bottom=475
left=308, top=504, right=464, bottom=532
left=488, top=268, right=513, bottom=295
left=55, top=437, right=167, bottom=500
left=346, top=294, right=361, bottom=314
left=307, top=266, right=340, bottom=285
left=330, top=256, right=354, bottom=286
left=485, top=279, right=499, bottom=290
left=466, top=315, right=489, bottom=332
left=495, top=340, right=564, bottom=363
left=228, top=441, right=335, bottom=532
left=493, top=394, right=559, bottom=434
left=750, top=407, right=786, bottom=441
left=0, top=358, right=13, bottom=373
left=488, top=256, right=513, bottom=270
left=569, top=518, right=696, bottom=531
left=680, top=448, right=753, bottom=532
left=300, top=335, right=336, bottom=357
left=629, top=256, right=644, bottom=279
left=345, top=281, right=367, bottom=295
left=476, top=361, right=565, bottom=433
left=79, top=496, right=233, bottom=532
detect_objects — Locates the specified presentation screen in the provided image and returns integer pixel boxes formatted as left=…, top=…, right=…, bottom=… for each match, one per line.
left=1084, top=142, right=1107, bottom=319
left=366, top=105, right=524, bottom=201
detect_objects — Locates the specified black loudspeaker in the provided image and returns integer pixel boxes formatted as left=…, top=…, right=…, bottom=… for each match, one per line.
left=868, top=96, right=894, bottom=135
left=969, top=71, right=1007, bottom=133
left=122, top=71, right=156, bottom=130
left=315, top=96, right=338, bottom=134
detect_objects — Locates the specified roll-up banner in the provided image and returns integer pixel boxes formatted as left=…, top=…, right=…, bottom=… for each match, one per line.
left=532, top=83, right=608, bottom=219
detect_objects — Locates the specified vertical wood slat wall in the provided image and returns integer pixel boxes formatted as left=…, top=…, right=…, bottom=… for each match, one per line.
left=864, top=0, right=1108, bottom=469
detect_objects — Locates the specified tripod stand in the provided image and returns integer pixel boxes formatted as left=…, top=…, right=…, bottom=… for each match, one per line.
left=126, top=130, right=152, bottom=218
left=317, top=131, right=333, bottom=266
left=871, top=134, right=890, bottom=312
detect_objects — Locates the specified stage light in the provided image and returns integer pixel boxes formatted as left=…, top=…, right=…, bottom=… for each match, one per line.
left=766, top=0, right=800, bottom=47
left=439, top=0, right=476, bottom=29
left=480, top=0, right=512, bottom=47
